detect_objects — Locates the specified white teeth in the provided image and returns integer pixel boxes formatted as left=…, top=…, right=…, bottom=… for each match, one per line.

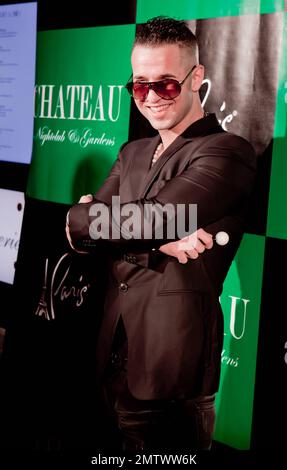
left=148, top=104, right=170, bottom=113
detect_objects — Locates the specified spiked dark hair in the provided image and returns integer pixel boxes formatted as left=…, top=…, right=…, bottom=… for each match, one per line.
left=134, top=16, right=198, bottom=61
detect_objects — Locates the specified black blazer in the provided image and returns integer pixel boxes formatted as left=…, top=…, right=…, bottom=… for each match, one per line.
left=68, top=114, right=256, bottom=400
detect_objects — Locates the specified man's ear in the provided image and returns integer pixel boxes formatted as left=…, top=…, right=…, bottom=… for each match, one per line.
left=192, top=64, right=205, bottom=92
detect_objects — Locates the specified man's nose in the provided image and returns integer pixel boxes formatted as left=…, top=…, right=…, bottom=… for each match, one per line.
left=144, top=87, right=160, bottom=101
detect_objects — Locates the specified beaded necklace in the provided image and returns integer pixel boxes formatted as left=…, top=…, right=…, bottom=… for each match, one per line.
left=151, top=142, right=164, bottom=166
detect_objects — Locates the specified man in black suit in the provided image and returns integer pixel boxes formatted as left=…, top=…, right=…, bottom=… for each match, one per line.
left=66, top=17, right=256, bottom=451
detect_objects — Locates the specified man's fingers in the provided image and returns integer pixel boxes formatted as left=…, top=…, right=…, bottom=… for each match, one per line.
left=178, top=236, right=196, bottom=251
left=180, top=234, right=211, bottom=260
left=193, top=239, right=205, bottom=254
left=158, top=227, right=214, bottom=264
left=178, top=229, right=213, bottom=252
left=177, top=251, right=188, bottom=264
left=185, top=249, right=199, bottom=259
left=79, top=194, right=93, bottom=203
left=197, top=228, right=213, bottom=249
left=182, top=229, right=213, bottom=250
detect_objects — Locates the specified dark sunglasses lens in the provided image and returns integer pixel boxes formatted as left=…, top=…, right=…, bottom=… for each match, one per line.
left=153, top=80, right=181, bottom=99
left=126, top=79, right=182, bottom=101
left=132, top=83, right=149, bottom=101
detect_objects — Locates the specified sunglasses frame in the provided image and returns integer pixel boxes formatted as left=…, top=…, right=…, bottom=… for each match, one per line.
left=125, top=65, right=197, bottom=101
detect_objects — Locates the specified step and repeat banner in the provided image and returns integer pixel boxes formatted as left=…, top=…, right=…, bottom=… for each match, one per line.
left=1, top=0, right=286, bottom=453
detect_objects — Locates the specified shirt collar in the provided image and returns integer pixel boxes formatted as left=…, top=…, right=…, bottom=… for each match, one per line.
left=180, top=113, right=223, bottom=139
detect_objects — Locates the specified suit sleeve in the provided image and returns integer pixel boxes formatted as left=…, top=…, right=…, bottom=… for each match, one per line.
left=68, top=137, right=256, bottom=250
left=92, top=155, right=121, bottom=204
left=66, top=145, right=121, bottom=233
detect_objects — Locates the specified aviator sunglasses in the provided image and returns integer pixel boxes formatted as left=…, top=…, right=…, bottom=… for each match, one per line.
left=125, top=65, right=197, bottom=102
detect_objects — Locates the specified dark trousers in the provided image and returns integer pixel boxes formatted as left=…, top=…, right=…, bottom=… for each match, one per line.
left=103, top=340, right=215, bottom=452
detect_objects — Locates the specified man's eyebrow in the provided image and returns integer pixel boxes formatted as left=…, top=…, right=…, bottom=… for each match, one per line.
left=133, top=73, right=177, bottom=81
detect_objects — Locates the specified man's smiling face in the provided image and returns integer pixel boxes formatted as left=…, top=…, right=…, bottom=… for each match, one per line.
left=131, top=43, right=198, bottom=135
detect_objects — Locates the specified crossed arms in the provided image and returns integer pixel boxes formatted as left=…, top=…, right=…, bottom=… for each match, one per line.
left=66, top=135, right=256, bottom=261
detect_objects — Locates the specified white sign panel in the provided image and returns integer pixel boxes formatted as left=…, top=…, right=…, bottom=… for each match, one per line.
left=0, top=188, right=25, bottom=284
left=0, top=2, right=37, bottom=163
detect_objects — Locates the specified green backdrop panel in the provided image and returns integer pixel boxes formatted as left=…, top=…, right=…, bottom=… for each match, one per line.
left=267, top=13, right=287, bottom=239
left=27, top=25, right=135, bottom=204
left=136, top=0, right=285, bottom=23
left=214, top=234, right=265, bottom=449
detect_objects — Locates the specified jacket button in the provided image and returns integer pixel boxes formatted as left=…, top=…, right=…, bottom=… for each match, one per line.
left=119, top=282, right=128, bottom=292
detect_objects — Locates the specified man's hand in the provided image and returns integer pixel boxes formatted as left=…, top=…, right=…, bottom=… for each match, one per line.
left=65, top=194, right=93, bottom=253
left=159, top=228, right=213, bottom=264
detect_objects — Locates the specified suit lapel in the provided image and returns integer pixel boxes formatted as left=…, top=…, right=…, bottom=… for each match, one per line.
left=126, top=136, right=160, bottom=200
left=140, top=135, right=192, bottom=198
left=135, top=114, right=223, bottom=199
